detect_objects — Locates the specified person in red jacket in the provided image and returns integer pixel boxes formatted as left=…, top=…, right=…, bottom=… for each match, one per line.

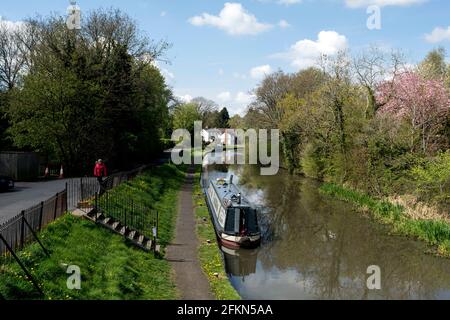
left=94, top=159, right=108, bottom=193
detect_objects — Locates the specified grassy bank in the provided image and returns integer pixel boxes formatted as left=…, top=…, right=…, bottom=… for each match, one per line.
left=320, top=183, right=450, bottom=257
left=98, top=164, right=187, bottom=245
left=0, top=164, right=186, bottom=300
left=192, top=168, right=241, bottom=300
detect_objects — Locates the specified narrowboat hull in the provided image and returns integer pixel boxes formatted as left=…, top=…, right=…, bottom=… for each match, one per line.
left=203, top=178, right=261, bottom=249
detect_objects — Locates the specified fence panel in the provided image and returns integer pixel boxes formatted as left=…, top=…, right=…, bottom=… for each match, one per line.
left=0, top=191, right=68, bottom=256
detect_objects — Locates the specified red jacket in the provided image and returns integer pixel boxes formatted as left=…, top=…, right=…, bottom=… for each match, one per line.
left=94, top=163, right=107, bottom=177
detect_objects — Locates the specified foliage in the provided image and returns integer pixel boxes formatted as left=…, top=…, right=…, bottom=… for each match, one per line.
left=172, top=103, right=202, bottom=133
left=217, top=108, right=230, bottom=128
left=4, top=9, right=172, bottom=174
left=411, top=151, right=450, bottom=206
left=377, top=71, right=450, bottom=154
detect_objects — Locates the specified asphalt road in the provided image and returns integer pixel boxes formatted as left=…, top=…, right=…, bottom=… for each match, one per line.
left=0, top=179, right=68, bottom=224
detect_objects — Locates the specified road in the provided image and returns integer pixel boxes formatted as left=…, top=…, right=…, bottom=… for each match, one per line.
left=0, top=180, right=68, bottom=224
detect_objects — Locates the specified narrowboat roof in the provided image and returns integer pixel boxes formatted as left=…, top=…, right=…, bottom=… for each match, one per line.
left=209, top=178, right=252, bottom=208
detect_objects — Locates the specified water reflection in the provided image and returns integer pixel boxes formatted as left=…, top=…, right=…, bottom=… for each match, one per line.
left=203, top=162, right=450, bottom=300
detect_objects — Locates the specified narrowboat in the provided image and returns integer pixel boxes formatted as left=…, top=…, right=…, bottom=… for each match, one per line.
left=204, top=176, right=261, bottom=249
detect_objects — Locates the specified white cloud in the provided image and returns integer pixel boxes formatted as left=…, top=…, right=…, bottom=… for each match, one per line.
left=217, top=91, right=232, bottom=102
left=236, top=91, right=256, bottom=105
left=188, top=2, right=273, bottom=36
left=178, top=95, right=193, bottom=103
left=250, top=65, right=273, bottom=79
left=278, top=20, right=291, bottom=28
left=160, top=11, right=167, bottom=17
left=0, top=17, right=24, bottom=31
left=345, top=0, right=427, bottom=8
left=277, top=0, right=302, bottom=5
left=425, top=26, right=450, bottom=43
left=218, top=68, right=224, bottom=76
left=273, top=30, right=348, bottom=70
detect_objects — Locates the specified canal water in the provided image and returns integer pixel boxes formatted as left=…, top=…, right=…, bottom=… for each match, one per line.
left=202, top=157, right=450, bottom=300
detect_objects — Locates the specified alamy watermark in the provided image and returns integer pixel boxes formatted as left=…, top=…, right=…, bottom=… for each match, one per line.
left=367, top=265, right=381, bottom=290
left=66, top=1, right=81, bottom=30
left=171, top=121, right=280, bottom=176
left=367, top=5, right=381, bottom=30
left=65, top=264, right=81, bottom=290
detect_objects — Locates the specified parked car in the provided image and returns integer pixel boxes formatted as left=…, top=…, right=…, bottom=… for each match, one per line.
left=0, top=175, right=14, bottom=192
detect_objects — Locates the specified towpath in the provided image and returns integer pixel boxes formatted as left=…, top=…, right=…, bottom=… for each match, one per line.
left=166, top=166, right=213, bottom=300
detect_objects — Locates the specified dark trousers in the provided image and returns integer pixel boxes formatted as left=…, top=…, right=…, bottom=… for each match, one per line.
left=97, top=176, right=105, bottom=195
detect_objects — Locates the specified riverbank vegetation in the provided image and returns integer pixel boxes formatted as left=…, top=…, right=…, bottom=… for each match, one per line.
left=231, top=47, right=449, bottom=236
left=320, top=184, right=450, bottom=257
left=0, top=164, right=186, bottom=299
left=192, top=167, right=241, bottom=300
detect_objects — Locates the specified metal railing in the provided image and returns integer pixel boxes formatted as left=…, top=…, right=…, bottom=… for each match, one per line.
left=96, top=190, right=159, bottom=239
left=67, top=165, right=151, bottom=212
left=0, top=189, right=67, bottom=256
left=0, top=189, right=67, bottom=295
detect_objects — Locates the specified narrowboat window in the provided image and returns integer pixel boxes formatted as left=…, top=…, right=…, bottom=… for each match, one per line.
left=245, top=208, right=259, bottom=234
left=224, top=208, right=241, bottom=234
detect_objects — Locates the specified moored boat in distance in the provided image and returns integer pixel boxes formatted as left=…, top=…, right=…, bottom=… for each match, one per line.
left=204, top=176, right=261, bottom=249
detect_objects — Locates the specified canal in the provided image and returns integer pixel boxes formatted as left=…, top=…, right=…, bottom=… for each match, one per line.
left=202, top=158, right=450, bottom=300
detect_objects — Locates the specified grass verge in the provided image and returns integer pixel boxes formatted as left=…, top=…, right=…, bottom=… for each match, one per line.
left=192, top=167, right=241, bottom=300
left=320, top=183, right=450, bottom=258
left=0, top=164, right=187, bottom=300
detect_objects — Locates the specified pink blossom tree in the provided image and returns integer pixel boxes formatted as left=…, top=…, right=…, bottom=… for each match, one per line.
left=376, top=71, right=450, bottom=154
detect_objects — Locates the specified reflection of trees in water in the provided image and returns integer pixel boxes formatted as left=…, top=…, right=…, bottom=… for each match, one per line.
left=227, top=165, right=450, bottom=299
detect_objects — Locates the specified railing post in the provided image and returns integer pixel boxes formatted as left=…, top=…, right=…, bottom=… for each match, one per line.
left=65, top=183, right=68, bottom=212
left=53, top=192, right=59, bottom=220
left=95, top=192, right=98, bottom=222
left=80, top=178, right=84, bottom=201
left=156, top=211, right=159, bottom=239
left=38, top=202, right=44, bottom=231
left=0, top=234, right=44, bottom=296
left=22, top=215, right=50, bottom=258
left=20, top=210, right=25, bottom=250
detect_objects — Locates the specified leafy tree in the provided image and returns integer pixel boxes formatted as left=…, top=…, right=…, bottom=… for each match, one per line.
left=218, top=108, right=230, bottom=128
left=418, top=47, right=448, bottom=81
left=411, top=151, right=450, bottom=205
left=377, top=71, right=450, bottom=154
left=7, top=10, right=171, bottom=174
left=172, top=103, right=202, bottom=133
left=228, top=114, right=244, bottom=129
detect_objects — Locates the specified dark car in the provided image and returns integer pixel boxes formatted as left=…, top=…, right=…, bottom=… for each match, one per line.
left=0, top=176, right=14, bottom=192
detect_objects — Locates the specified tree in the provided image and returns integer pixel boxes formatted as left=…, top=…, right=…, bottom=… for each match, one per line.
left=229, top=114, right=244, bottom=129
left=418, top=47, right=448, bottom=81
left=218, top=108, right=230, bottom=128
left=0, top=19, right=28, bottom=90
left=377, top=71, right=450, bottom=154
left=172, top=103, right=202, bottom=133
left=253, top=71, right=293, bottom=128
left=354, top=46, right=405, bottom=118
left=7, top=9, right=171, bottom=174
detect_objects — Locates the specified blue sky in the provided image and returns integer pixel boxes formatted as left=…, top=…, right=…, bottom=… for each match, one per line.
left=1, top=0, right=450, bottom=115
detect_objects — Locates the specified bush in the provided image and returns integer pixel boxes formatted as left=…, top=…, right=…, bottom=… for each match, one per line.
left=411, top=151, right=450, bottom=207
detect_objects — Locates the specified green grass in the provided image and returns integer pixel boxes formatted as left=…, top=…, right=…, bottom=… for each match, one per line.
left=0, top=215, right=176, bottom=300
left=0, top=164, right=188, bottom=300
left=320, top=183, right=450, bottom=257
left=192, top=167, right=241, bottom=300
left=98, top=164, right=187, bottom=244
